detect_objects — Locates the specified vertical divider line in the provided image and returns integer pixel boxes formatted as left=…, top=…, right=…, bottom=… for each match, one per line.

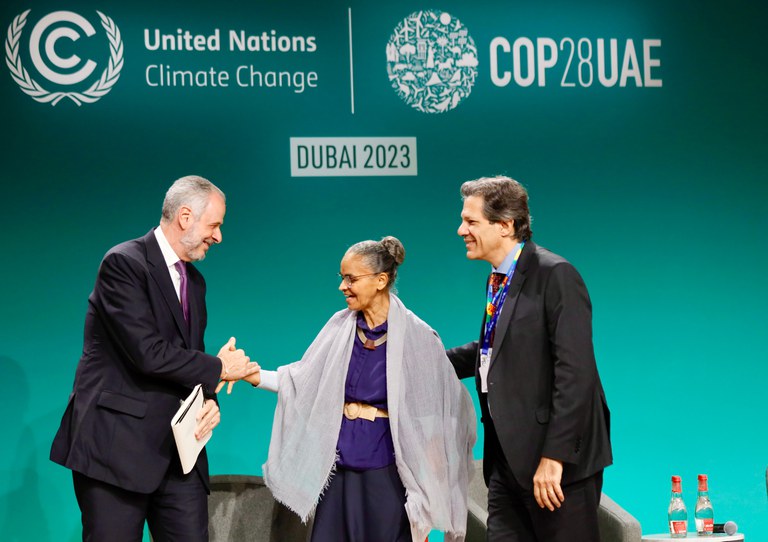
left=348, top=7, right=355, bottom=115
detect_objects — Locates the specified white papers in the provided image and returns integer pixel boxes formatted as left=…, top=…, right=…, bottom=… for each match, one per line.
left=171, top=384, right=211, bottom=474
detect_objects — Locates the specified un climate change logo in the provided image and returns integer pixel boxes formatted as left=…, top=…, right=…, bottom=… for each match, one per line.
left=386, top=10, right=478, bottom=114
left=5, top=10, right=123, bottom=105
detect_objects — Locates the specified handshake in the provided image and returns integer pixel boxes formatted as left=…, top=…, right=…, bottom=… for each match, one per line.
left=215, top=337, right=261, bottom=394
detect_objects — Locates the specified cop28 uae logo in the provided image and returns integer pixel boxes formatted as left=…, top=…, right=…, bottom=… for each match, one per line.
left=386, top=10, right=478, bottom=114
left=5, top=10, right=123, bottom=106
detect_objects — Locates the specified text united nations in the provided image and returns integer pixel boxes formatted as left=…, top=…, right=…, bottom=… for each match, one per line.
left=143, top=28, right=317, bottom=92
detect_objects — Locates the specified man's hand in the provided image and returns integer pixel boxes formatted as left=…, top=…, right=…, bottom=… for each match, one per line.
left=533, top=457, right=564, bottom=511
left=217, top=337, right=259, bottom=382
left=194, top=399, right=220, bottom=441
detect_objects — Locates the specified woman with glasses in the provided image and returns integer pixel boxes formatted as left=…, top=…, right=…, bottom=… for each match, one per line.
left=228, top=236, right=475, bottom=542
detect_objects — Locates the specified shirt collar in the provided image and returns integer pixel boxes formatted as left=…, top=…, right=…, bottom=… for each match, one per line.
left=153, top=226, right=182, bottom=268
left=492, top=241, right=523, bottom=274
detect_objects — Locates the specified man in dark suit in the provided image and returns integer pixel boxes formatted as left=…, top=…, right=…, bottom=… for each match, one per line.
left=447, top=176, right=612, bottom=542
left=51, top=175, right=259, bottom=541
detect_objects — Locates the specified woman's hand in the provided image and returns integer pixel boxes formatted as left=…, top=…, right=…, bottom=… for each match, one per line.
left=215, top=338, right=261, bottom=394
left=215, top=368, right=261, bottom=394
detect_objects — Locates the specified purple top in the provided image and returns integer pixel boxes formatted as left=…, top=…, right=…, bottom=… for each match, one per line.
left=336, top=312, right=395, bottom=470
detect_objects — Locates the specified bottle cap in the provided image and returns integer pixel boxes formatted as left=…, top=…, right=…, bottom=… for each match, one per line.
left=698, top=474, right=708, bottom=491
left=698, top=474, right=707, bottom=481
left=671, top=475, right=681, bottom=483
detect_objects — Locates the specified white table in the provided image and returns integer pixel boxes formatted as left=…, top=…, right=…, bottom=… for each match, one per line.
left=642, top=534, right=743, bottom=541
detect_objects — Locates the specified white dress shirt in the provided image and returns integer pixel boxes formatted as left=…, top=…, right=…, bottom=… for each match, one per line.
left=153, top=226, right=184, bottom=302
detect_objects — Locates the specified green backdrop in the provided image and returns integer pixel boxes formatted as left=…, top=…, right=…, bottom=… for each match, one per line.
left=2, top=0, right=766, bottom=539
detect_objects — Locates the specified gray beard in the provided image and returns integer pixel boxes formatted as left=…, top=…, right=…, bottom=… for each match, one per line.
left=180, top=231, right=206, bottom=262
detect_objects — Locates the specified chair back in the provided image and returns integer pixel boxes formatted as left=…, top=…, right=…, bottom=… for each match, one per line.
left=208, top=474, right=309, bottom=542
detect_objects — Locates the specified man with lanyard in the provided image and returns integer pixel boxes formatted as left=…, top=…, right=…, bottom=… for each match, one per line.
left=447, top=176, right=612, bottom=542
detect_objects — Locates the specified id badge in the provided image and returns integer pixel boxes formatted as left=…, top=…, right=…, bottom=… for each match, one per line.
left=479, top=350, right=491, bottom=393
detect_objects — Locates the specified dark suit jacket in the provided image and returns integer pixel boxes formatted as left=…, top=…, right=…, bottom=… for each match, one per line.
left=51, top=230, right=222, bottom=494
left=447, top=241, right=612, bottom=490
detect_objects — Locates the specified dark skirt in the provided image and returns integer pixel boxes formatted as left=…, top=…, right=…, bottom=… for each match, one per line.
left=310, top=464, right=411, bottom=542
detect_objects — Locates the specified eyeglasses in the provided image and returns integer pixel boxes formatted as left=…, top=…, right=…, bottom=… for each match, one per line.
left=337, top=272, right=380, bottom=287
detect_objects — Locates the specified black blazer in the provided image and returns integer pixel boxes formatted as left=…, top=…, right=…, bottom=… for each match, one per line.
left=50, top=230, right=222, bottom=493
left=448, top=241, right=612, bottom=490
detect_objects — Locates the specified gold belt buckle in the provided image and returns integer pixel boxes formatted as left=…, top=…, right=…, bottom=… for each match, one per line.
left=344, top=402, right=362, bottom=420
left=344, top=402, right=380, bottom=422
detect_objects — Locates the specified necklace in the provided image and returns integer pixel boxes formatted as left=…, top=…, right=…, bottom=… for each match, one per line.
left=357, top=327, right=387, bottom=350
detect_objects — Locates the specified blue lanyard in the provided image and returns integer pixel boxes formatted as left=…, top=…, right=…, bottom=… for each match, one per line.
left=481, top=242, right=525, bottom=355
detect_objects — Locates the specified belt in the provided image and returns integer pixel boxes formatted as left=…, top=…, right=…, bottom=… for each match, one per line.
left=343, top=402, right=389, bottom=422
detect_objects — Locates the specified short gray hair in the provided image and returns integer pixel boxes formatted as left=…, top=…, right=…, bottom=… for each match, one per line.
left=160, top=175, right=225, bottom=223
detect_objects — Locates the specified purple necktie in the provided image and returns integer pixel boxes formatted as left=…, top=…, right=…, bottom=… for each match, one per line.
left=174, top=260, right=189, bottom=321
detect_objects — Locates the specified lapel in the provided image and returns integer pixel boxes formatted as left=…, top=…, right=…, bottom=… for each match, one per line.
left=490, top=241, right=534, bottom=366
left=143, top=230, right=191, bottom=347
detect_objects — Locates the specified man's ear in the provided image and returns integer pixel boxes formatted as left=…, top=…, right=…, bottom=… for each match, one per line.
left=178, top=205, right=193, bottom=230
left=497, top=219, right=516, bottom=238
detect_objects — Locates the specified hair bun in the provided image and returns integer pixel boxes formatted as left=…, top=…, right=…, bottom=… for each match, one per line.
left=380, top=236, right=405, bottom=266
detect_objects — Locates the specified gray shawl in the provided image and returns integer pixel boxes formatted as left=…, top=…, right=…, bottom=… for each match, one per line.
left=262, top=294, right=476, bottom=541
